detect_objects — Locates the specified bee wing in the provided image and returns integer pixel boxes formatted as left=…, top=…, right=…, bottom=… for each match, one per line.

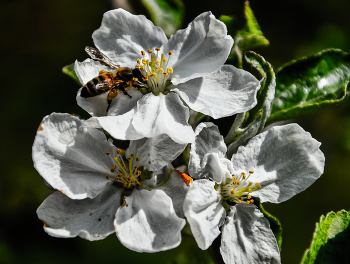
left=85, top=46, right=120, bottom=69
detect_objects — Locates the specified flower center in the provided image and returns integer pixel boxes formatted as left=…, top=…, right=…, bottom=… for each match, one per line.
left=221, top=171, right=261, bottom=204
left=135, top=48, right=173, bottom=95
left=104, top=149, right=143, bottom=189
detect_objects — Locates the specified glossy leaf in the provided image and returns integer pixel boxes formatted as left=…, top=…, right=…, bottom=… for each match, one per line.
left=301, top=210, right=350, bottom=264
left=141, top=0, right=185, bottom=36
left=242, top=51, right=276, bottom=131
left=220, top=2, right=269, bottom=68
left=62, top=63, right=81, bottom=85
left=267, top=49, right=350, bottom=124
left=258, top=202, right=282, bottom=252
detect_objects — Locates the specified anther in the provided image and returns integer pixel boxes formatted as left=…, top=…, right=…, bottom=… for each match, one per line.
left=167, top=67, right=173, bottom=74
left=163, top=58, right=167, bottom=62
left=105, top=175, right=110, bottom=180
left=148, top=49, right=152, bottom=53
left=250, top=199, right=254, bottom=203
left=110, top=165, right=117, bottom=173
left=232, top=176, right=236, bottom=180
left=249, top=171, right=254, bottom=174
left=231, top=190, right=235, bottom=194
left=247, top=200, right=250, bottom=204
left=168, top=51, right=173, bottom=55
left=137, top=59, right=141, bottom=64
left=155, top=47, right=161, bottom=51
left=247, top=195, right=251, bottom=199
left=156, top=58, right=161, bottom=65
left=136, top=171, right=141, bottom=176
left=117, top=149, right=121, bottom=154
left=141, top=50, right=145, bottom=56
left=248, top=182, right=253, bottom=186
left=134, top=166, right=138, bottom=169
left=136, top=156, right=140, bottom=161
left=238, top=200, right=242, bottom=203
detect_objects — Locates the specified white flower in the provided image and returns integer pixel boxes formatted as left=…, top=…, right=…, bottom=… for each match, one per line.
left=32, top=113, right=189, bottom=252
left=183, top=122, right=325, bottom=263
left=75, top=9, right=260, bottom=144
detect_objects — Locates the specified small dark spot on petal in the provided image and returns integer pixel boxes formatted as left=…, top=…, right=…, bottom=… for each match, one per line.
left=98, top=218, right=101, bottom=221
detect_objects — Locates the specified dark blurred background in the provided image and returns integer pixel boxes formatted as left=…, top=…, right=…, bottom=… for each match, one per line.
left=1, top=0, right=350, bottom=263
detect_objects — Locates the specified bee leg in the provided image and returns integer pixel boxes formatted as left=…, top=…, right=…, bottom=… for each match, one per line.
left=118, top=84, right=132, bottom=98
left=106, top=88, right=119, bottom=112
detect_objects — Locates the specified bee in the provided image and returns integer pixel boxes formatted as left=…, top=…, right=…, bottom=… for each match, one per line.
left=80, top=46, right=146, bottom=111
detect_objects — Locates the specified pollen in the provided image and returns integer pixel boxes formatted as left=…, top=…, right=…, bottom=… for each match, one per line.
left=105, top=175, right=110, bottom=180
left=141, top=50, right=145, bottom=56
left=106, top=151, right=110, bottom=155
left=136, top=156, right=140, bottom=161
left=135, top=47, right=174, bottom=95
left=221, top=169, right=261, bottom=204
left=117, top=149, right=121, bottom=154
left=169, top=51, right=173, bottom=55
left=249, top=171, right=254, bottom=174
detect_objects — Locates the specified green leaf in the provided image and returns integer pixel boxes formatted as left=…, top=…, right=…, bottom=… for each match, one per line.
left=267, top=49, right=350, bottom=125
left=242, top=51, right=276, bottom=132
left=141, top=0, right=185, bottom=36
left=301, top=210, right=350, bottom=264
left=258, top=202, right=282, bottom=252
left=62, top=63, right=81, bottom=85
left=220, top=2, right=269, bottom=68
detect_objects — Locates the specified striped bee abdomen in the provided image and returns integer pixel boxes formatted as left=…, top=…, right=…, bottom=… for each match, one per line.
left=81, top=73, right=114, bottom=98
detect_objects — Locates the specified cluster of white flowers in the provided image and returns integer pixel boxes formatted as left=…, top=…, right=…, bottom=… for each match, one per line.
left=32, top=9, right=325, bottom=263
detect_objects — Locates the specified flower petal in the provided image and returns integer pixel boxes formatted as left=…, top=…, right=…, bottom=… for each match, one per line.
left=126, top=134, right=186, bottom=171
left=171, top=65, right=260, bottom=118
left=189, top=122, right=230, bottom=182
left=165, top=12, right=233, bottom=85
left=74, top=58, right=113, bottom=86
left=183, top=179, right=226, bottom=250
left=115, top=189, right=185, bottom=253
left=220, top=203, right=281, bottom=264
left=157, top=168, right=189, bottom=218
left=32, top=113, right=118, bottom=199
left=97, top=109, right=144, bottom=140
left=131, top=92, right=195, bottom=144
left=92, top=9, right=167, bottom=68
left=37, top=184, right=123, bottom=241
left=231, top=123, right=325, bottom=203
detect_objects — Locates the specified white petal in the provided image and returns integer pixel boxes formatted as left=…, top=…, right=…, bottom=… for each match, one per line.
left=231, top=123, right=325, bottom=203
left=92, top=9, right=167, bottom=68
left=115, top=189, right=185, bottom=252
left=77, top=87, right=109, bottom=117
left=37, top=184, right=123, bottom=241
left=107, top=89, right=144, bottom=116
left=189, top=122, right=228, bottom=182
left=32, top=113, right=117, bottom=199
left=220, top=203, right=281, bottom=264
left=183, top=180, right=226, bottom=250
left=97, top=109, right=144, bottom=140
left=126, top=134, right=186, bottom=171
left=171, top=65, right=260, bottom=118
left=132, top=92, right=195, bottom=144
left=74, top=58, right=113, bottom=85
left=165, top=12, right=233, bottom=85
left=157, top=168, right=189, bottom=218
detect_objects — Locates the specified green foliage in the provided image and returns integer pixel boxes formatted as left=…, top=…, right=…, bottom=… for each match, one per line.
left=243, top=51, right=276, bottom=131
left=301, top=210, right=350, bottom=264
left=267, top=49, right=350, bottom=125
left=220, top=2, right=269, bottom=68
left=62, top=63, right=81, bottom=85
left=258, top=202, right=282, bottom=252
left=141, top=0, right=185, bottom=36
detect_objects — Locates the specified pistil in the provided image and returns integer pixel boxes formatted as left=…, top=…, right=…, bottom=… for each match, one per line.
left=135, top=48, right=173, bottom=95
left=221, top=171, right=261, bottom=204
left=104, top=149, right=143, bottom=189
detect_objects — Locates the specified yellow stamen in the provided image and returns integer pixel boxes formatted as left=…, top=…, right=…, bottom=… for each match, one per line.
left=110, top=165, right=117, bottom=173
left=249, top=170, right=254, bottom=174
left=106, top=151, right=110, bottom=155
left=105, top=175, right=110, bottom=180
left=136, top=156, right=140, bottom=161
left=168, top=51, right=172, bottom=55
left=231, top=190, right=235, bottom=194
left=137, top=59, right=141, bottom=64
left=167, top=67, right=173, bottom=74
left=155, top=47, right=160, bottom=51
left=148, top=49, right=152, bottom=53
left=141, top=50, right=145, bottom=56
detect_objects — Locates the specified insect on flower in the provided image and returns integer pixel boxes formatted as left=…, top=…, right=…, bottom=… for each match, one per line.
left=81, top=46, right=147, bottom=111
